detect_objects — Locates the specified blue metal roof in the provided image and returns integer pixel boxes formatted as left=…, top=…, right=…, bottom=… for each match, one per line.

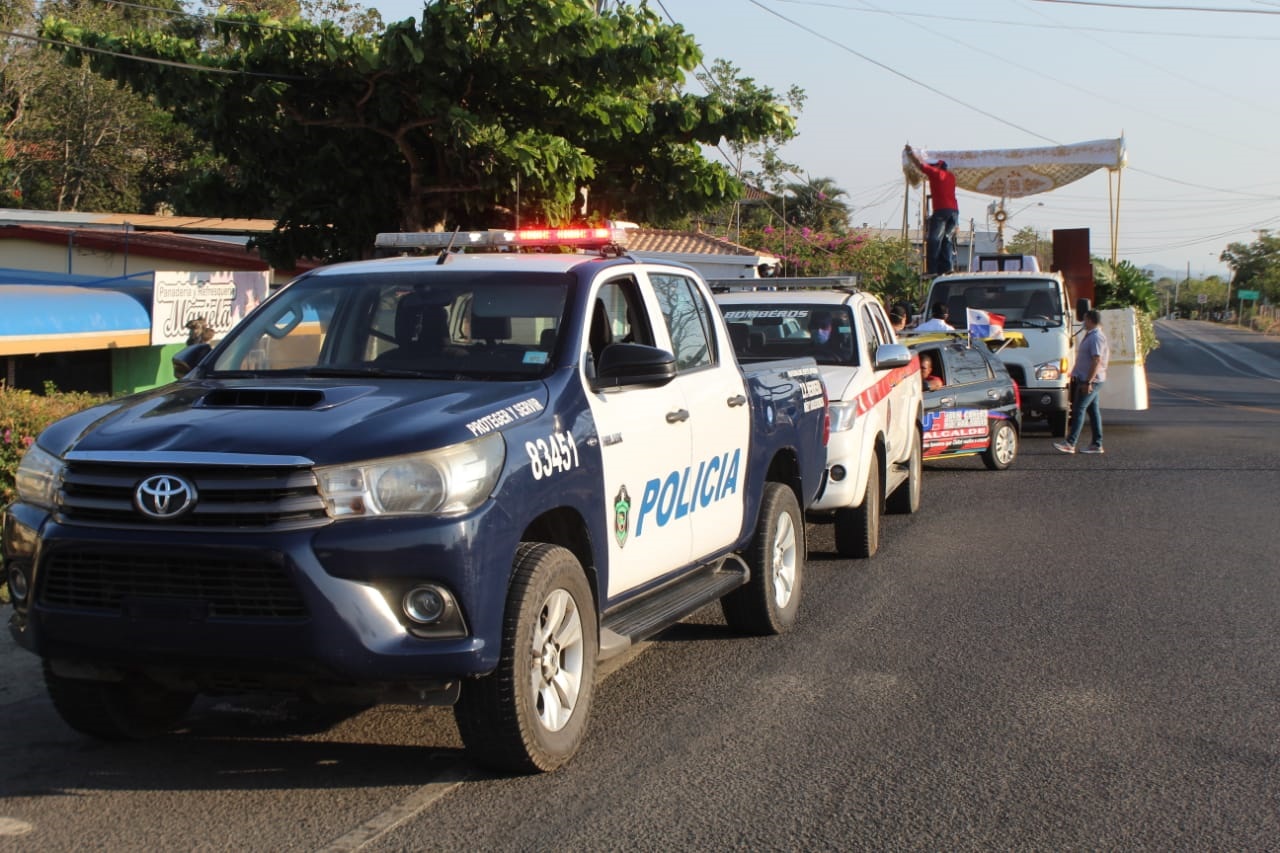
left=0, top=285, right=151, bottom=336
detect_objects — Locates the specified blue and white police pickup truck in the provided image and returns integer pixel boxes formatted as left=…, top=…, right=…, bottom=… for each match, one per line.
left=3, top=228, right=827, bottom=773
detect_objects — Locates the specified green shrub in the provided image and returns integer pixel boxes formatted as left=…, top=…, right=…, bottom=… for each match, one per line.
left=2, top=382, right=105, bottom=602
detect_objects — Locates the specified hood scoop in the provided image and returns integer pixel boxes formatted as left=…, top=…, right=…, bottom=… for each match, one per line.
left=200, top=388, right=326, bottom=409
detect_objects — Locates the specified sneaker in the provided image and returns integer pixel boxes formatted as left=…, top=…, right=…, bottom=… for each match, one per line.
left=1081, top=444, right=1105, bottom=454
left=1053, top=442, right=1076, bottom=454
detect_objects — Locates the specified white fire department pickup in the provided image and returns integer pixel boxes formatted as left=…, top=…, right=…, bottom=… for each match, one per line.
left=715, top=281, right=923, bottom=557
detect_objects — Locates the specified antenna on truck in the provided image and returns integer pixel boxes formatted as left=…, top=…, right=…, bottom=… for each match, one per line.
left=436, top=227, right=462, bottom=265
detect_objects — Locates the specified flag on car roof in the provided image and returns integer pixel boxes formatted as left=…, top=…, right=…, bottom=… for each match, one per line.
left=967, top=308, right=1005, bottom=339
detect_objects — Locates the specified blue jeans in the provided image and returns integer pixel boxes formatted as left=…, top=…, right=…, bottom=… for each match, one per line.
left=1066, top=379, right=1104, bottom=447
left=927, top=209, right=959, bottom=274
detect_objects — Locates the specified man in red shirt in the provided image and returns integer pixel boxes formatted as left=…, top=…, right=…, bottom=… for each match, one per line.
left=904, top=145, right=960, bottom=274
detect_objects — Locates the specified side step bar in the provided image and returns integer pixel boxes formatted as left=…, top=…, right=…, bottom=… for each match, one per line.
left=599, top=556, right=749, bottom=661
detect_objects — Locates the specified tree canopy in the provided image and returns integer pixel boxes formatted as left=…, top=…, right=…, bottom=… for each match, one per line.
left=1221, top=230, right=1280, bottom=306
left=1, top=0, right=205, bottom=212
left=42, top=0, right=798, bottom=264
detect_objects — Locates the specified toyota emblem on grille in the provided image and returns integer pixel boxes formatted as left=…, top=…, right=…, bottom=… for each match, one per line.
left=135, top=474, right=197, bottom=519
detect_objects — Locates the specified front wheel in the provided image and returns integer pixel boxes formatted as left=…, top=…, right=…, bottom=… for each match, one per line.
left=44, top=663, right=194, bottom=740
left=454, top=543, right=598, bottom=774
left=835, top=457, right=880, bottom=558
left=886, top=427, right=922, bottom=515
left=983, top=420, right=1019, bottom=470
left=721, top=482, right=804, bottom=636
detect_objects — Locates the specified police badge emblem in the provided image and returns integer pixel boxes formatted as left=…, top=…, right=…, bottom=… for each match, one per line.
left=614, top=485, right=631, bottom=548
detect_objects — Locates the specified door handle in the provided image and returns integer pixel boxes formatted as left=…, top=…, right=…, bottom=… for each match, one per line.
left=727, top=394, right=747, bottom=408
left=940, top=396, right=956, bottom=407
left=666, top=408, right=690, bottom=423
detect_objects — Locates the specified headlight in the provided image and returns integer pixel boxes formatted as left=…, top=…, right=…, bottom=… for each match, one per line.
left=1034, top=359, right=1065, bottom=381
left=828, top=401, right=857, bottom=432
left=315, top=433, right=505, bottom=519
left=15, top=444, right=63, bottom=510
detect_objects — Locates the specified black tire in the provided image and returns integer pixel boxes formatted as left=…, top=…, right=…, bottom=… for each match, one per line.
left=1048, top=410, right=1068, bottom=437
left=982, top=420, right=1019, bottom=470
left=454, top=543, right=598, bottom=774
left=721, top=482, right=804, bottom=636
left=43, top=663, right=194, bottom=740
left=835, top=457, right=880, bottom=558
left=886, top=426, right=922, bottom=515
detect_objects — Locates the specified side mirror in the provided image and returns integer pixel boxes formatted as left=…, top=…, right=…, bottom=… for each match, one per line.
left=172, top=343, right=212, bottom=379
left=1075, top=297, right=1091, bottom=322
left=873, top=343, right=911, bottom=370
left=591, top=343, right=677, bottom=390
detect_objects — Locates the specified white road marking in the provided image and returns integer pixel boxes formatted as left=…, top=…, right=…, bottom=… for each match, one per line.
left=1156, top=322, right=1280, bottom=382
left=312, top=640, right=651, bottom=852
left=313, top=766, right=470, bottom=852
left=0, top=818, right=34, bottom=837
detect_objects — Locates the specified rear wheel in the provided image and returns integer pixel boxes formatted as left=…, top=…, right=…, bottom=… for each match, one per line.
left=454, top=543, right=597, bottom=774
left=721, top=482, right=804, bottom=636
left=983, top=420, right=1019, bottom=470
left=886, top=427, right=922, bottom=515
left=835, top=457, right=880, bottom=558
left=1048, top=410, right=1068, bottom=437
left=44, top=663, right=194, bottom=740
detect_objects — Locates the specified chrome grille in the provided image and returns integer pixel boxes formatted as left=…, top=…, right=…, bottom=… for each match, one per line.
left=58, top=461, right=328, bottom=530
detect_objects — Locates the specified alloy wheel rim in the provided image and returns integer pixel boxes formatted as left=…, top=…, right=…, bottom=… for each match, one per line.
left=772, top=510, right=798, bottom=608
left=529, top=588, right=584, bottom=732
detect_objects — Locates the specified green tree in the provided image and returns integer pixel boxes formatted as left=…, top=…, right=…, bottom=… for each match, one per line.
left=1004, top=226, right=1052, bottom=271
left=693, top=58, right=803, bottom=239
left=781, top=176, right=850, bottom=235
left=744, top=224, right=917, bottom=299
left=1221, top=230, right=1280, bottom=306
left=1092, top=258, right=1161, bottom=357
left=45, top=0, right=796, bottom=264
left=2, top=0, right=206, bottom=212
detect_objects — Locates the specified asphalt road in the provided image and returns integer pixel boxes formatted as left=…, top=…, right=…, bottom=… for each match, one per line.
left=2, top=319, right=1278, bottom=851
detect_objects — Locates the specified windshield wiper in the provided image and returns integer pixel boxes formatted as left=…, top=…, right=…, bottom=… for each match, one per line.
left=207, top=370, right=261, bottom=379
left=304, top=366, right=463, bottom=379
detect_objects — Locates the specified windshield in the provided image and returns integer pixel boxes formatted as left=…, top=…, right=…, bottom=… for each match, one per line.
left=210, top=270, right=572, bottom=379
left=719, top=304, right=859, bottom=365
left=928, top=278, right=1063, bottom=329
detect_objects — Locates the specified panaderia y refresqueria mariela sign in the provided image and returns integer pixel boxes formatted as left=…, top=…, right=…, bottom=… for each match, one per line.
left=151, top=271, right=270, bottom=345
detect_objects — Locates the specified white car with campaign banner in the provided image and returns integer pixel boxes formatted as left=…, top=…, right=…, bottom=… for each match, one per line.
left=714, top=283, right=922, bottom=558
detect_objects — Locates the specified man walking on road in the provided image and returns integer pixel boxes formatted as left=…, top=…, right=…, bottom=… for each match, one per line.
left=1055, top=310, right=1109, bottom=455
left=904, top=144, right=960, bottom=275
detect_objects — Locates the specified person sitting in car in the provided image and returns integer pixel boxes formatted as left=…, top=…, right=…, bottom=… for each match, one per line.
left=920, top=353, right=944, bottom=391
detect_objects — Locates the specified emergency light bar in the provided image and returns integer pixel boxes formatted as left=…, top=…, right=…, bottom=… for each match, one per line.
left=375, top=227, right=627, bottom=253
left=709, top=276, right=861, bottom=293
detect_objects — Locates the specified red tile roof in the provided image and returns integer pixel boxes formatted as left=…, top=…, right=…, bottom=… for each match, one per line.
left=626, top=228, right=772, bottom=257
left=0, top=224, right=318, bottom=273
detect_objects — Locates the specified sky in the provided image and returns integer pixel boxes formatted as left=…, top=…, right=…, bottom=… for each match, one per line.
left=368, top=0, right=1280, bottom=278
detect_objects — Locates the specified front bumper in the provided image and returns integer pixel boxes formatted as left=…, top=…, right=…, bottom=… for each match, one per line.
left=1019, top=385, right=1070, bottom=417
left=3, top=499, right=517, bottom=692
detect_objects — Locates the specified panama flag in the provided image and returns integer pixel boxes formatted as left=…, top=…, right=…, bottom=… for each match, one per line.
left=967, top=308, right=1005, bottom=339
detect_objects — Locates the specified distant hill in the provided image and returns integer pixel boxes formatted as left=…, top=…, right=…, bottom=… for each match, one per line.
left=1142, top=264, right=1184, bottom=281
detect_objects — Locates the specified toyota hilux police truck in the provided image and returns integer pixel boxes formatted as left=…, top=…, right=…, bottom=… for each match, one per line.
left=715, top=281, right=922, bottom=558
left=2, top=228, right=828, bottom=773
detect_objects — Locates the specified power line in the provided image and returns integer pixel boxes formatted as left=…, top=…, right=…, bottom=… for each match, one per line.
left=854, top=0, right=1280, bottom=150
left=0, top=28, right=307, bottom=79
left=85, top=0, right=301, bottom=31
left=1030, top=0, right=1280, bottom=12
left=1014, top=0, right=1280, bottom=124
left=745, top=0, right=1278, bottom=203
left=743, top=0, right=1060, bottom=145
left=771, top=0, right=1280, bottom=38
